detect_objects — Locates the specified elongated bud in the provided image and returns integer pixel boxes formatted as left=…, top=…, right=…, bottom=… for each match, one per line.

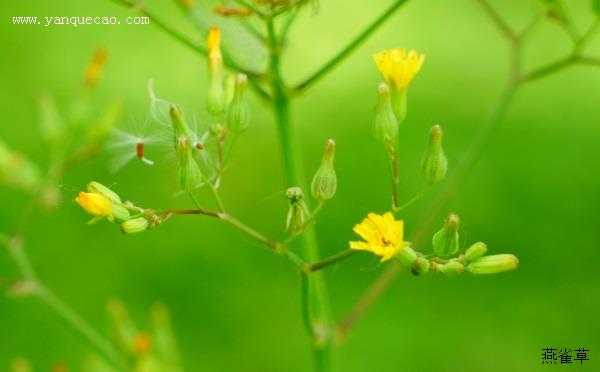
left=227, top=74, right=251, bottom=133
left=286, top=187, right=307, bottom=233
left=0, top=140, right=42, bottom=193
left=411, top=256, right=431, bottom=276
left=207, top=27, right=225, bottom=115
left=437, top=261, right=465, bottom=277
left=170, top=106, right=203, bottom=192
left=466, top=254, right=519, bottom=275
left=372, top=82, right=399, bottom=146
left=311, top=139, right=337, bottom=201
left=11, top=357, right=33, bottom=372
left=120, top=217, right=150, bottom=234
left=87, top=181, right=122, bottom=203
left=38, top=93, right=64, bottom=145
left=464, top=242, right=487, bottom=261
left=432, top=213, right=461, bottom=258
left=421, top=124, right=448, bottom=186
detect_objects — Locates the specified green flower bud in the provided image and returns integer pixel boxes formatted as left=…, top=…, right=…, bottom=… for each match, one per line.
left=466, top=254, right=519, bottom=275
left=150, top=303, right=181, bottom=367
left=437, top=261, right=465, bottom=277
left=111, top=203, right=131, bottom=224
left=170, top=106, right=203, bottom=192
left=285, top=187, right=307, bottom=233
left=226, top=74, right=251, bottom=134
left=87, top=181, right=122, bottom=203
left=421, top=124, right=448, bottom=186
left=411, top=256, right=431, bottom=276
left=372, top=82, right=399, bottom=146
left=432, top=213, right=461, bottom=258
left=107, top=299, right=138, bottom=354
left=396, top=245, right=418, bottom=266
left=120, top=217, right=150, bottom=234
left=311, top=139, right=337, bottom=201
left=464, top=241, right=488, bottom=261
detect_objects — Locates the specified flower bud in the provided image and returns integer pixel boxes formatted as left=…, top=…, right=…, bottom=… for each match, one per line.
left=207, top=27, right=225, bottom=115
left=466, top=254, right=519, bottom=275
left=396, top=245, right=418, bottom=266
left=285, top=187, right=307, bottom=233
left=464, top=241, right=488, bottom=261
left=170, top=106, right=203, bottom=192
left=421, top=124, right=447, bottom=186
left=311, top=139, right=337, bottom=201
left=437, top=261, right=465, bottom=277
left=120, top=217, right=150, bottom=234
left=226, top=74, right=251, bottom=133
left=411, top=256, right=430, bottom=276
left=87, top=181, right=122, bottom=203
left=372, top=82, right=399, bottom=146
left=432, top=213, right=461, bottom=258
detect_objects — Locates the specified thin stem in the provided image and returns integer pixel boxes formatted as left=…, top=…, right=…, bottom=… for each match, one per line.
left=35, top=284, right=128, bottom=369
left=389, top=148, right=400, bottom=210
left=294, top=0, right=409, bottom=93
left=475, top=0, right=518, bottom=42
left=393, top=187, right=428, bottom=214
left=219, top=213, right=280, bottom=250
left=309, top=250, right=356, bottom=272
left=167, top=208, right=220, bottom=217
left=520, top=55, right=575, bottom=82
left=2, top=238, right=126, bottom=369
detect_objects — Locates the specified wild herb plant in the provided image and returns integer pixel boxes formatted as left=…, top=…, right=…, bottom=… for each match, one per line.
left=3, top=0, right=600, bottom=371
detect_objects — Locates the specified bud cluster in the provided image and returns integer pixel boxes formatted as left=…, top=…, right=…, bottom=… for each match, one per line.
left=392, top=213, right=518, bottom=277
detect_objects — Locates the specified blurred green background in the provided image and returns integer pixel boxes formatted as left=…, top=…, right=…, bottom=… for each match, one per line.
left=1, top=0, right=599, bottom=371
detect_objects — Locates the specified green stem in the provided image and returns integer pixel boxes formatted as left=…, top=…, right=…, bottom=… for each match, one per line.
left=393, top=187, right=428, bottom=214
left=35, top=284, right=128, bottom=369
left=266, top=18, right=337, bottom=372
left=309, top=250, right=357, bottom=272
left=219, top=212, right=280, bottom=250
left=294, top=0, right=409, bottom=93
left=2, top=239, right=127, bottom=369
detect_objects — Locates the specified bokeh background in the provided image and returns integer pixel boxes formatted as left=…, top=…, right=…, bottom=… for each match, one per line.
left=1, top=0, right=599, bottom=371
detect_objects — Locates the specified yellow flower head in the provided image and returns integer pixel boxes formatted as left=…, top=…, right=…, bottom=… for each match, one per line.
left=75, top=192, right=112, bottom=217
left=349, top=212, right=406, bottom=262
left=373, top=48, right=425, bottom=90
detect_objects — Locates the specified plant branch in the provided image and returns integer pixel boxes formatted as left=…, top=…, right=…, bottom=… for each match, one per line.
left=294, top=0, right=409, bottom=93
left=309, top=249, right=356, bottom=272
left=475, top=0, right=518, bottom=42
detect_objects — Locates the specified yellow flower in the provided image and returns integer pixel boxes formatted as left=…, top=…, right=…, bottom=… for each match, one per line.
left=76, top=192, right=112, bottom=217
left=373, top=48, right=425, bottom=90
left=349, top=212, right=406, bottom=262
